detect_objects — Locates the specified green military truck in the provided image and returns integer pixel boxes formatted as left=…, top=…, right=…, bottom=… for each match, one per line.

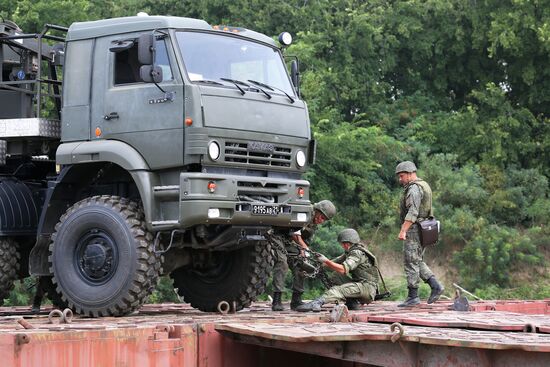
left=0, top=15, right=314, bottom=316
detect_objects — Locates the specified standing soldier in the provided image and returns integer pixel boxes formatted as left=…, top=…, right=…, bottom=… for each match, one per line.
left=270, top=200, right=336, bottom=311
left=296, top=228, right=379, bottom=312
left=395, top=161, right=444, bottom=307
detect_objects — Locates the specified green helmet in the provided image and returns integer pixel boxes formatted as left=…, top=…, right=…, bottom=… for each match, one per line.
left=337, top=228, right=361, bottom=244
left=313, top=200, right=336, bottom=220
left=395, top=161, right=417, bottom=174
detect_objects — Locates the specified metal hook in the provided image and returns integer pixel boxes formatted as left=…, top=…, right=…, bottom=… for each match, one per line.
left=390, top=322, right=405, bottom=343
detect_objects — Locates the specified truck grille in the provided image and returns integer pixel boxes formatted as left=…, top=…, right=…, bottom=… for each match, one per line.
left=224, top=141, right=292, bottom=167
left=236, top=180, right=289, bottom=203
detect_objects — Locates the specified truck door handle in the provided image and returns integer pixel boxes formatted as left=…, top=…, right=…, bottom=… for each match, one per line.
left=104, top=112, right=119, bottom=120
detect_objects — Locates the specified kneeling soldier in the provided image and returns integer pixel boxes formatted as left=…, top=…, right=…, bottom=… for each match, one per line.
left=296, top=229, right=379, bottom=312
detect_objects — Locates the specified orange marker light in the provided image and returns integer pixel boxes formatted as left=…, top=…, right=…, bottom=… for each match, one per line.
left=185, top=118, right=193, bottom=126
left=95, top=127, right=102, bottom=137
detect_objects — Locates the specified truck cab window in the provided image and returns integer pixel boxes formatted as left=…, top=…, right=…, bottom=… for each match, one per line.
left=155, top=39, right=173, bottom=81
left=114, top=39, right=173, bottom=85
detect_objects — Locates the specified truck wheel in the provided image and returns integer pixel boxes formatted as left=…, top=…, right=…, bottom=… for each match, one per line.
left=49, top=196, right=161, bottom=317
left=0, top=239, right=20, bottom=305
left=171, top=241, right=273, bottom=312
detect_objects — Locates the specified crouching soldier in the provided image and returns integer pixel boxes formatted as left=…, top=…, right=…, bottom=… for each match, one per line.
left=296, top=229, right=379, bottom=312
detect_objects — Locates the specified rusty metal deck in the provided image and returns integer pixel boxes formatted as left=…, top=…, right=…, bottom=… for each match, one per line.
left=364, top=310, right=550, bottom=332
left=0, top=300, right=548, bottom=367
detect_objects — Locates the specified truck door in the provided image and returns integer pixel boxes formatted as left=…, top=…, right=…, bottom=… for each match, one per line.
left=90, top=33, right=184, bottom=170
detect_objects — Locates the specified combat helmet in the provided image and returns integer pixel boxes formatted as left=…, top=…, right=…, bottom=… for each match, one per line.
left=395, top=161, right=417, bottom=174
left=313, top=200, right=336, bottom=220
left=337, top=229, right=361, bottom=244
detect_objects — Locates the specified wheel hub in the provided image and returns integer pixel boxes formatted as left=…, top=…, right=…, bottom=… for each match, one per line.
left=76, top=229, right=118, bottom=285
left=83, top=243, right=107, bottom=271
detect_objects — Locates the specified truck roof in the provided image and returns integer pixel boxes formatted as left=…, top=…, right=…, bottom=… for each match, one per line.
left=67, top=15, right=277, bottom=46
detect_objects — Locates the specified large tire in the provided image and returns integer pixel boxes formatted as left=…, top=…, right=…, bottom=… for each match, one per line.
left=0, top=238, right=20, bottom=305
left=171, top=241, right=274, bottom=312
left=49, top=196, right=162, bottom=317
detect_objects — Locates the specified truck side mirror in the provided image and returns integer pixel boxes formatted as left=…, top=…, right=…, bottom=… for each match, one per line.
left=138, top=34, right=154, bottom=65
left=140, top=65, right=163, bottom=83
left=290, top=60, right=300, bottom=97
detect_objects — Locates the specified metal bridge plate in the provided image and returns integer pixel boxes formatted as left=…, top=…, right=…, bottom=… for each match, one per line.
left=366, top=311, right=550, bottom=333
left=216, top=321, right=550, bottom=352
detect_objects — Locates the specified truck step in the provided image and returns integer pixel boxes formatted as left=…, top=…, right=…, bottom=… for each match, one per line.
left=151, top=220, right=179, bottom=227
left=153, top=185, right=180, bottom=199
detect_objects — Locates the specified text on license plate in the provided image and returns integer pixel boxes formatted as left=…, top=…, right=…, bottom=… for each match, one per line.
left=251, top=205, right=279, bottom=216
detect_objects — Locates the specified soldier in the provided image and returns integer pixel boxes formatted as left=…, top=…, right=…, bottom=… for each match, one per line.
left=296, top=228, right=379, bottom=312
left=270, top=200, right=336, bottom=311
left=395, top=161, right=444, bottom=307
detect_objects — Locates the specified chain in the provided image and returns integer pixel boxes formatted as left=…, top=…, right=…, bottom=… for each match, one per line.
left=266, top=232, right=334, bottom=289
left=286, top=245, right=333, bottom=288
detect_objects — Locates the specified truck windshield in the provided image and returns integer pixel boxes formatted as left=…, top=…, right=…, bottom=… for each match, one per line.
left=176, top=31, right=295, bottom=97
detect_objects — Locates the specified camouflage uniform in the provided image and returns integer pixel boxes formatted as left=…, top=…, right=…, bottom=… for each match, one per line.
left=271, top=200, right=336, bottom=311
left=322, top=244, right=379, bottom=304
left=400, top=178, right=434, bottom=288
left=271, top=222, right=317, bottom=294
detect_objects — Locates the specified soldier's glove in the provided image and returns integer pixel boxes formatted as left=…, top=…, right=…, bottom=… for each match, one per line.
left=315, top=253, right=329, bottom=264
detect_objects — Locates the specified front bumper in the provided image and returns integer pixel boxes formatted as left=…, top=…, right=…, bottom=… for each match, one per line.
left=178, top=172, right=312, bottom=228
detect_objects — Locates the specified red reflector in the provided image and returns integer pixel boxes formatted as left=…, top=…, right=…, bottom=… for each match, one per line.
left=207, top=181, right=217, bottom=193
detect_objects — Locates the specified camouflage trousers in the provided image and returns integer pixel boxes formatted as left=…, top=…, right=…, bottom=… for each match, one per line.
left=323, top=273, right=376, bottom=304
left=271, top=236, right=305, bottom=293
left=403, top=229, right=434, bottom=288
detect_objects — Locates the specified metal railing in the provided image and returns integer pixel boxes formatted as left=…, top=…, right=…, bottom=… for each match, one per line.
left=0, top=23, right=68, bottom=119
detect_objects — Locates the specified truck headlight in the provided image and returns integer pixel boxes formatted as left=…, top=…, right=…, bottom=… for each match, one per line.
left=208, top=141, right=220, bottom=160
left=278, top=32, right=293, bottom=46
left=296, top=150, right=306, bottom=167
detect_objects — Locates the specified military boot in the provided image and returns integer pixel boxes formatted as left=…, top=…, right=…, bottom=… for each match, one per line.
left=345, top=299, right=361, bottom=311
left=398, top=287, right=420, bottom=307
left=427, top=276, right=445, bottom=304
left=290, top=292, right=304, bottom=310
left=296, top=297, right=325, bottom=312
left=272, top=292, right=284, bottom=311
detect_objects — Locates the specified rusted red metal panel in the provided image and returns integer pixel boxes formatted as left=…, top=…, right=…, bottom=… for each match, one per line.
left=365, top=310, right=550, bottom=333
left=216, top=321, right=550, bottom=351
left=218, top=330, right=550, bottom=367
left=0, top=324, right=195, bottom=367
left=469, top=300, right=550, bottom=314
left=217, top=322, right=550, bottom=367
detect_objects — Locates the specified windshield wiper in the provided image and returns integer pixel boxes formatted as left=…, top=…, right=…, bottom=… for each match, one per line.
left=222, top=78, right=271, bottom=100
left=194, top=79, right=224, bottom=86
left=248, top=79, right=294, bottom=103
left=220, top=78, right=247, bottom=95
left=249, top=83, right=271, bottom=100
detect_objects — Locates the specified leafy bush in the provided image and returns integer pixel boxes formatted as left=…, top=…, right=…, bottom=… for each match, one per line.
left=455, top=225, right=544, bottom=289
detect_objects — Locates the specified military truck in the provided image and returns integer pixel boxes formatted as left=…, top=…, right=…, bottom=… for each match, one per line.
left=0, top=15, right=314, bottom=316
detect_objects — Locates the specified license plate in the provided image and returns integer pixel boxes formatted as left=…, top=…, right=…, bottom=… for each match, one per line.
left=251, top=204, right=279, bottom=216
